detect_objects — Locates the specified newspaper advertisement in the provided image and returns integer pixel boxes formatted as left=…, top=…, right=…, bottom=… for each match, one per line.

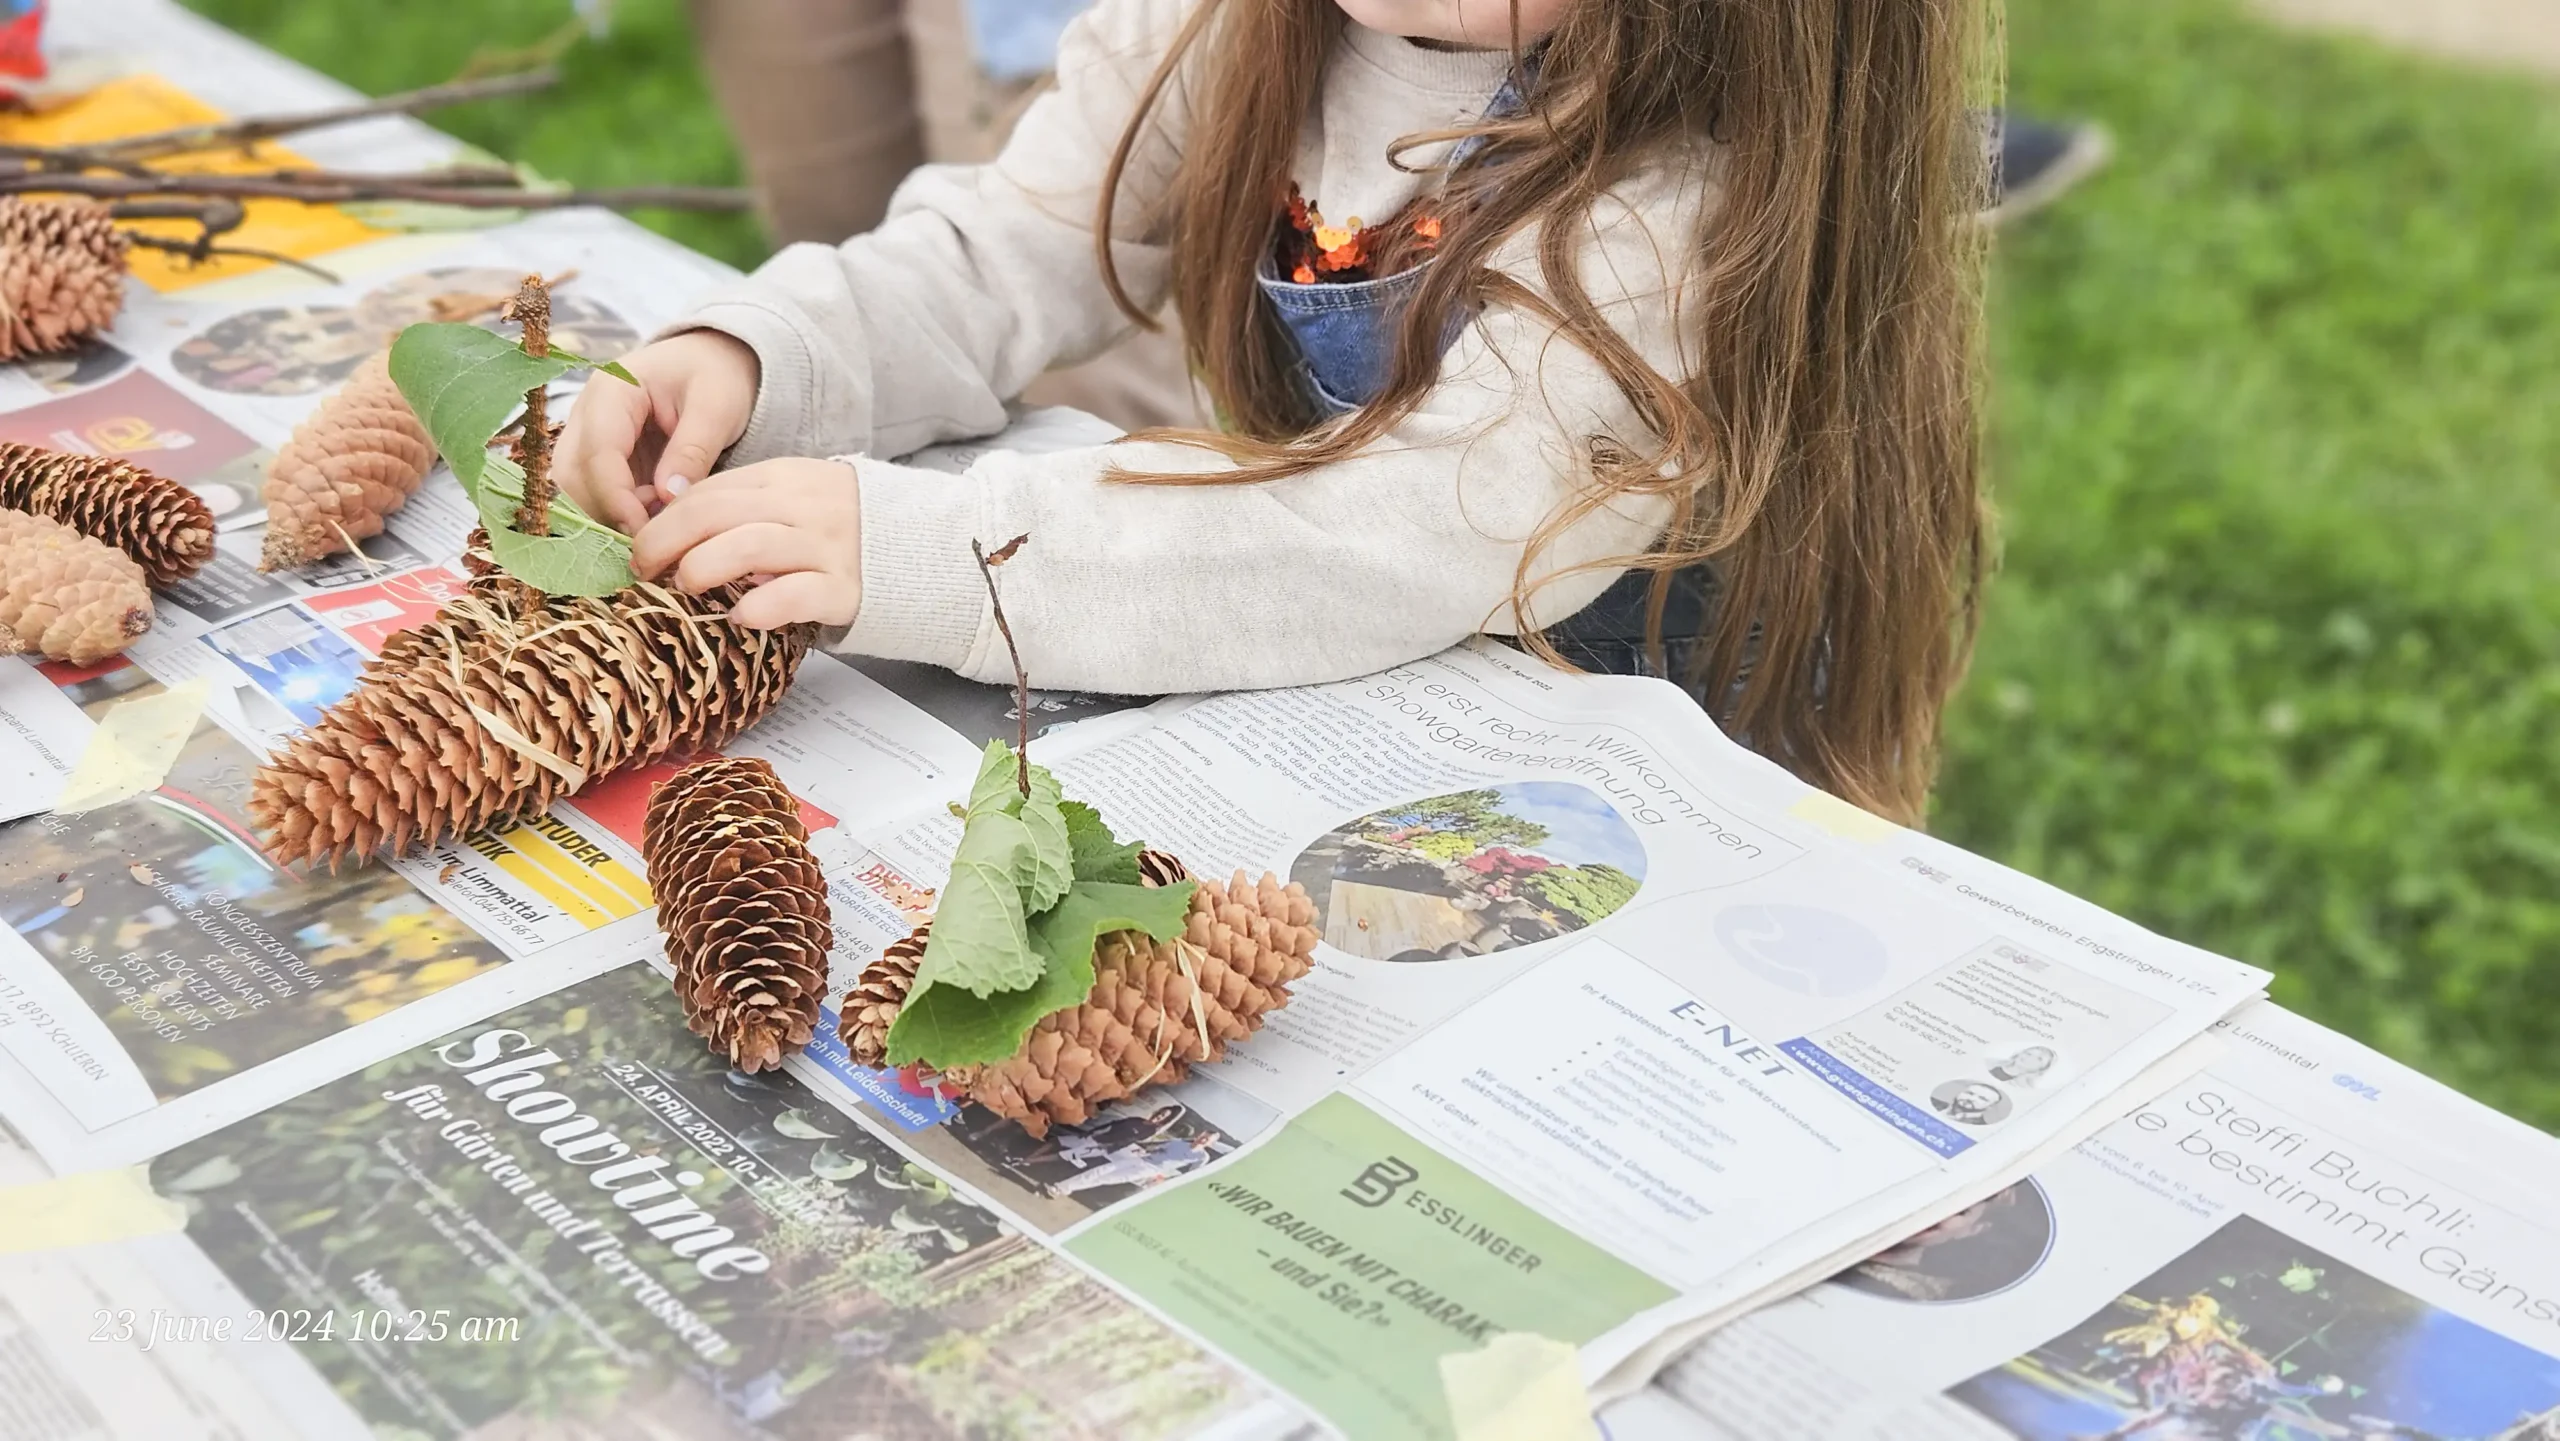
left=1615, top=998, right=2560, bottom=1441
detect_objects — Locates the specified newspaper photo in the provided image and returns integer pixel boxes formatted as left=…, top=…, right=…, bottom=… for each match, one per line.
left=1617, top=998, right=2560, bottom=1441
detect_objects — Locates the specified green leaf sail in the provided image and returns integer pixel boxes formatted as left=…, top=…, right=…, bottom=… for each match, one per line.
left=386, top=323, right=576, bottom=498
left=1016, top=765, right=1073, bottom=913
left=884, top=879, right=1197, bottom=1069
left=1062, top=800, right=1143, bottom=883
left=909, top=810, right=1043, bottom=999
left=485, top=527, right=643, bottom=598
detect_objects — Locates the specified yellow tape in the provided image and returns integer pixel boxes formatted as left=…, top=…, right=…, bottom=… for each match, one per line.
left=1440, top=1333, right=1603, bottom=1441
left=1788, top=788, right=1899, bottom=844
left=53, top=679, right=211, bottom=815
left=0, top=1166, right=187, bottom=1252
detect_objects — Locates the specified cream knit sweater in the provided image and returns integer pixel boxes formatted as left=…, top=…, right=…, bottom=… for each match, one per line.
left=678, top=0, right=1717, bottom=695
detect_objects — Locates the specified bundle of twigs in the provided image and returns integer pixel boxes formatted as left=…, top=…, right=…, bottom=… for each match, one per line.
left=0, top=69, right=749, bottom=276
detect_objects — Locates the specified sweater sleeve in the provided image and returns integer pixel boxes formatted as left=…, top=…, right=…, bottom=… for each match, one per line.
left=673, top=0, right=1196, bottom=464
left=836, top=169, right=1715, bottom=695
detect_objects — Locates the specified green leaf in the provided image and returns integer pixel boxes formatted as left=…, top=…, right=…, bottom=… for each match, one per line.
left=546, top=343, right=640, bottom=388
left=910, top=811, right=1041, bottom=997
left=386, top=323, right=576, bottom=498
left=1062, top=800, right=1144, bottom=883
left=965, top=740, right=1025, bottom=817
left=485, top=526, right=639, bottom=597
left=885, top=879, right=1197, bottom=1069
left=1017, top=765, right=1072, bottom=912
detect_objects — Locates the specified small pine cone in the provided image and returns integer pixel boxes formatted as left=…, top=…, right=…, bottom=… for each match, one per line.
left=840, top=923, right=929, bottom=1069
left=260, top=352, right=436, bottom=571
left=0, top=198, right=129, bottom=362
left=1136, top=848, right=1189, bottom=887
left=852, top=867, right=1318, bottom=1138
left=248, top=572, right=811, bottom=868
left=0, top=507, right=154, bottom=665
left=644, top=757, right=834, bottom=1073
left=0, top=442, right=215, bottom=585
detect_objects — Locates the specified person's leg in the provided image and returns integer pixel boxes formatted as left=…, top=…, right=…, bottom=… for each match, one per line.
left=686, top=0, right=925, bottom=245
left=1984, top=112, right=2113, bottom=227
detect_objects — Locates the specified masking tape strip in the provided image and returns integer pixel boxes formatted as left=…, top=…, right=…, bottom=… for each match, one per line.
left=1441, top=1333, right=1604, bottom=1441
left=0, top=1166, right=187, bottom=1253
left=53, top=678, right=211, bottom=815
left=1787, top=788, right=1900, bottom=844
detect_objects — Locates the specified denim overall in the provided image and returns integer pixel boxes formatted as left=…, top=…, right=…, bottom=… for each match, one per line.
left=1254, top=79, right=1718, bottom=693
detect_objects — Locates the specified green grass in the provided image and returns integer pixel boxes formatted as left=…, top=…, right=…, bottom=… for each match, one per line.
left=184, top=0, right=2560, bottom=1125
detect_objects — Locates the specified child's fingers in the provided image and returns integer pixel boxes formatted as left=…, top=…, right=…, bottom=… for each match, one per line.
left=728, top=572, right=856, bottom=630
left=650, top=385, right=752, bottom=497
left=556, top=383, right=653, bottom=535
left=630, top=486, right=809, bottom=579
left=672, top=521, right=832, bottom=596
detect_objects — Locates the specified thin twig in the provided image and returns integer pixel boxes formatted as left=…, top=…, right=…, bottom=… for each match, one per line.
left=507, top=274, right=555, bottom=539
left=122, top=233, right=341, bottom=282
left=972, top=534, right=1035, bottom=795
left=0, top=170, right=752, bottom=211
left=80, top=69, right=562, bottom=165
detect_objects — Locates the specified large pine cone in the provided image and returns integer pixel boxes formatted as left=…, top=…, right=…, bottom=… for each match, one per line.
left=0, top=507, right=154, bottom=665
left=247, top=571, right=810, bottom=868
left=260, top=351, right=436, bottom=571
left=644, top=757, right=833, bottom=1073
left=0, top=442, right=215, bottom=585
left=0, top=198, right=129, bottom=362
left=842, top=859, right=1320, bottom=1137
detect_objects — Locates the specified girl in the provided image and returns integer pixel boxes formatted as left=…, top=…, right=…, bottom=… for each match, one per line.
left=558, top=0, right=1991, bottom=824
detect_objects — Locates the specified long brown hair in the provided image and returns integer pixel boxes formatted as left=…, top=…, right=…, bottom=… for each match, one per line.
left=1096, top=0, right=1992, bottom=826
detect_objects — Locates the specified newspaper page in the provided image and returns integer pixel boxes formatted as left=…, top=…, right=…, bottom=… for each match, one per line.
left=759, top=640, right=2268, bottom=1438
left=1611, top=997, right=2560, bottom=1441
left=0, top=965, right=1301, bottom=1441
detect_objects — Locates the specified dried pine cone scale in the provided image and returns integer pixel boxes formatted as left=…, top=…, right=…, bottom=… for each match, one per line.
left=645, top=757, right=834, bottom=1073
left=0, top=507, right=155, bottom=665
left=0, top=441, right=215, bottom=585
left=840, top=857, right=1319, bottom=1137
left=248, top=573, right=810, bottom=868
left=0, top=198, right=129, bottom=362
left=260, top=351, right=437, bottom=571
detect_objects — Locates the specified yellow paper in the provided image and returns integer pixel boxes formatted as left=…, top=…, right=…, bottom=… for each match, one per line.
left=1440, top=1333, right=1604, bottom=1441
left=0, top=75, right=388, bottom=291
left=1788, top=788, right=1900, bottom=844
left=54, top=678, right=211, bottom=814
left=0, top=1167, right=187, bottom=1253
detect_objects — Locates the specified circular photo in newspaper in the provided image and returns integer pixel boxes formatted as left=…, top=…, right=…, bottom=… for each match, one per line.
left=1835, top=1178, right=2057, bottom=1304
left=1288, top=782, right=1647, bottom=961
left=1932, top=1078, right=2016, bottom=1127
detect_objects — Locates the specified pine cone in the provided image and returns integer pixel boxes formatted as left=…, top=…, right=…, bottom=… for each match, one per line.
left=841, top=863, right=1319, bottom=1137
left=840, top=923, right=928, bottom=1070
left=0, top=442, right=215, bottom=586
left=260, top=352, right=436, bottom=571
left=644, top=757, right=833, bottom=1073
left=0, top=507, right=154, bottom=665
left=0, top=198, right=129, bottom=362
left=247, top=571, right=811, bottom=868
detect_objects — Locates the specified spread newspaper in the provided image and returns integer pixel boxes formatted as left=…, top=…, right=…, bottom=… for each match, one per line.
left=1603, top=997, right=2560, bottom=1441
left=0, top=4, right=2540, bottom=1441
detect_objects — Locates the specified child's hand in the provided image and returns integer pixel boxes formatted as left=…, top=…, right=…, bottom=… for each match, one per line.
left=557, top=331, right=762, bottom=535
left=631, top=458, right=863, bottom=631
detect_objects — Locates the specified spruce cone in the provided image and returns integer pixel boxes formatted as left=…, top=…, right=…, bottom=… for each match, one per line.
left=644, top=757, right=834, bottom=1073
left=0, top=198, right=129, bottom=361
left=0, top=442, right=215, bottom=585
left=0, top=507, right=154, bottom=665
left=841, top=861, right=1319, bottom=1137
left=840, top=923, right=928, bottom=1071
left=246, top=570, right=811, bottom=868
left=260, top=352, right=437, bottom=571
